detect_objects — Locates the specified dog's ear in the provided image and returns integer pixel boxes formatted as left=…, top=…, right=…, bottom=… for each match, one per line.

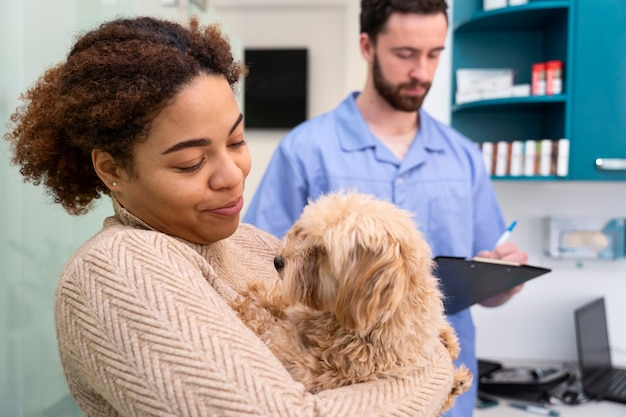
left=281, top=245, right=326, bottom=309
left=334, top=243, right=408, bottom=332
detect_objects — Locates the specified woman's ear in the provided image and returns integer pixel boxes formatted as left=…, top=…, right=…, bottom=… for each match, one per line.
left=91, top=150, right=123, bottom=191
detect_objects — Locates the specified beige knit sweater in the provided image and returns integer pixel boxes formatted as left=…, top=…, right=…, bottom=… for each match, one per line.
left=55, top=200, right=455, bottom=416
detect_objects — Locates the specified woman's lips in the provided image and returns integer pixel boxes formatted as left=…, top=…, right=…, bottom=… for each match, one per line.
left=207, top=197, right=244, bottom=216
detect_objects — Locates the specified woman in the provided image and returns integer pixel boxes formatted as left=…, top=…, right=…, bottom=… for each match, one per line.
left=5, top=16, right=456, bottom=416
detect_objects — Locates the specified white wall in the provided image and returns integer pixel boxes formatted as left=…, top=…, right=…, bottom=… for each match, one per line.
left=213, top=0, right=626, bottom=366
left=213, top=0, right=361, bottom=210
left=481, top=182, right=626, bottom=365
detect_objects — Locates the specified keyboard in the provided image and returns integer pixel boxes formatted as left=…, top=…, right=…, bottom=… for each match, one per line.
left=606, top=370, right=626, bottom=399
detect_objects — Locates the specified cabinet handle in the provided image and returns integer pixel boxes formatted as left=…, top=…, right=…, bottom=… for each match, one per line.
left=595, top=158, right=626, bottom=171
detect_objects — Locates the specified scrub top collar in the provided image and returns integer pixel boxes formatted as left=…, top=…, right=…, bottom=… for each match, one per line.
left=336, top=92, right=446, bottom=169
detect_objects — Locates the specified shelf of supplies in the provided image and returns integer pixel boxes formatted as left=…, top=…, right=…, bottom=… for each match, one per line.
left=453, top=95, right=566, bottom=113
left=454, top=1, right=570, bottom=33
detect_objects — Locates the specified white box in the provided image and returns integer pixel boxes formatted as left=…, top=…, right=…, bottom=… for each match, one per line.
left=456, top=68, right=515, bottom=94
left=481, top=89, right=513, bottom=100
left=511, top=84, right=531, bottom=97
left=484, top=0, right=507, bottom=11
left=455, top=90, right=482, bottom=105
left=544, top=216, right=626, bottom=259
left=509, top=0, right=528, bottom=5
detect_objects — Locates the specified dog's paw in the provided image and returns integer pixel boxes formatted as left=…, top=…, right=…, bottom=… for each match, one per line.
left=439, top=323, right=461, bottom=360
left=451, top=365, right=473, bottom=397
left=438, top=365, right=473, bottom=415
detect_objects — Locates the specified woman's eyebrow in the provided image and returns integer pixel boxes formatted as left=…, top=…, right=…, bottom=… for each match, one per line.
left=161, top=113, right=243, bottom=155
left=230, top=113, right=243, bottom=135
left=161, top=138, right=211, bottom=155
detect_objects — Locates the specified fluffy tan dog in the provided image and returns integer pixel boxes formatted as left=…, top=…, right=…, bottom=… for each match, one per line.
left=233, top=191, right=471, bottom=413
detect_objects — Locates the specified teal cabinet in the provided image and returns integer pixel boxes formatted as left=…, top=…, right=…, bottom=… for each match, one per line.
left=450, top=0, right=626, bottom=181
left=568, top=0, right=626, bottom=180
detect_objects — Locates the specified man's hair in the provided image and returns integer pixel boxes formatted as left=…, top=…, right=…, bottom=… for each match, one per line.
left=360, top=0, right=448, bottom=43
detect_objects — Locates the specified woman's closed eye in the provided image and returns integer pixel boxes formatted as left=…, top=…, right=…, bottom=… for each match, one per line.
left=228, top=138, right=247, bottom=149
left=176, top=158, right=205, bottom=173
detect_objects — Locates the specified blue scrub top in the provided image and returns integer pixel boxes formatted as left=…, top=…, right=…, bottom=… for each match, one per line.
left=245, top=92, right=506, bottom=416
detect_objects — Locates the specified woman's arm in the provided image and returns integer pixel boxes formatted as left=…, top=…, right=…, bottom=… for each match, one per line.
left=55, top=231, right=454, bottom=416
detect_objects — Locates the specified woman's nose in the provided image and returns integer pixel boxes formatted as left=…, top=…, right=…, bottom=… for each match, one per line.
left=209, top=153, right=245, bottom=190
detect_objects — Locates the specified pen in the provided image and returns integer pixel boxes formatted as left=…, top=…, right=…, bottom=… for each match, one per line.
left=509, top=402, right=560, bottom=416
left=495, top=220, right=517, bottom=248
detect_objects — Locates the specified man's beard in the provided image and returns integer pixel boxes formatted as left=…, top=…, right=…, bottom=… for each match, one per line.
left=372, top=53, right=431, bottom=112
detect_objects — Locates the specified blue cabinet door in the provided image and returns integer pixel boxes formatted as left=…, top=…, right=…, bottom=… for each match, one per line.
left=569, top=0, right=626, bottom=180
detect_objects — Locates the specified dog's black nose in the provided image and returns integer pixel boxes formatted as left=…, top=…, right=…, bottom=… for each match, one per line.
left=274, top=256, right=285, bottom=272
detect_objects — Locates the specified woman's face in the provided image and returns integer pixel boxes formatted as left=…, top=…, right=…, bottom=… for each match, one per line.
left=115, top=74, right=251, bottom=244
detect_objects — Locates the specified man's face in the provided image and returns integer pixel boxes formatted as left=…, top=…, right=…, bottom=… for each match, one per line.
left=372, top=51, right=431, bottom=111
left=370, top=12, right=447, bottom=112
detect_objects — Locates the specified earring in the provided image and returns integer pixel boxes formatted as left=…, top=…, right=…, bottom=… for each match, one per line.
left=111, top=181, right=118, bottom=187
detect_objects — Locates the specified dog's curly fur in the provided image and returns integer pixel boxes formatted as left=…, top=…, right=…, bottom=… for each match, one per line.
left=233, top=191, right=472, bottom=414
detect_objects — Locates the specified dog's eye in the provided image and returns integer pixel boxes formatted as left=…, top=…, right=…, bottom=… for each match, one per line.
left=273, top=256, right=285, bottom=272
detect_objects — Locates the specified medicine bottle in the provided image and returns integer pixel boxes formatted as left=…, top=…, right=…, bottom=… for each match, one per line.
left=546, top=60, right=563, bottom=95
left=531, top=63, right=546, bottom=95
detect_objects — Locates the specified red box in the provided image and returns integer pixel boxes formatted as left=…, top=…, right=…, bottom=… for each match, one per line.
left=546, top=60, right=563, bottom=95
left=531, top=63, right=546, bottom=95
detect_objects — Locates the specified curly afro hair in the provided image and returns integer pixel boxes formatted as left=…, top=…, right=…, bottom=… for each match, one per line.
left=4, top=16, right=247, bottom=215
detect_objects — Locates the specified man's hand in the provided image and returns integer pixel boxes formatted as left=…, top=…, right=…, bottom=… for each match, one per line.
left=477, top=242, right=528, bottom=307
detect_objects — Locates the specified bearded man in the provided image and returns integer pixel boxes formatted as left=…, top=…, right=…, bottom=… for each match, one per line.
left=245, top=2, right=528, bottom=415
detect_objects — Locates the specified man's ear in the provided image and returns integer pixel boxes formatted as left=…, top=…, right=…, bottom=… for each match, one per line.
left=359, top=33, right=375, bottom=62
left=91, top=149, right=123, bottom=191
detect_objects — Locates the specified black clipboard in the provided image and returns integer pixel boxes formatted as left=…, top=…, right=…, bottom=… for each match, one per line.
left=434, top=256, right=551, bottom=315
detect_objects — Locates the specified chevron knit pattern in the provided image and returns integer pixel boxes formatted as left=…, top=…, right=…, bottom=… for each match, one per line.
left=54, top=202, right=455, bottom=416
